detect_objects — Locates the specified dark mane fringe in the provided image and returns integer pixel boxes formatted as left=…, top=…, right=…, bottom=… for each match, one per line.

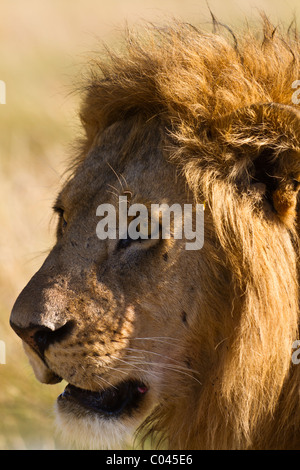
left=75, top=16, right=300, bottom=449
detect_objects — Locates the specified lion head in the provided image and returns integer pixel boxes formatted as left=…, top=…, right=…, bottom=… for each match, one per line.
left=10, top=19, right=300, bottom=449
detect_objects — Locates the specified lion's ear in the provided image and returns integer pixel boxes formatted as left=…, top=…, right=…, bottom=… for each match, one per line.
left=211, top=103, right=300, bottom=227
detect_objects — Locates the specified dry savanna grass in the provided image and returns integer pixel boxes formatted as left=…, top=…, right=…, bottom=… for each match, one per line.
left=1, top=0, right=300, bottom=450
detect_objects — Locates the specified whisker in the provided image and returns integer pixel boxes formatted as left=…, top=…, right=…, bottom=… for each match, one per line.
left=110, top=355, right=163, bottom=380
left=106, top=190, right=120, bottom=200
left=107, top=183, right=121, bottom=195
left=110, top=350, right=202, bottom=385
left=107, top=162, right=124, bottom=191
left=124, top=347, right=185, bottom=367
left=94, top=374, right=118, bottom=390
left=129, top=360, right=202, bottom=385
left=85, top=355, right=133, bottom=389
left=131, top=337, right=181, bottom=349
left=119, top=172, right=129, bottom=190
left=124, top=347, right=202, bottom=379
left=101, top=364, right=132, bottom=377
left=132, top=336, right=181, bottom=343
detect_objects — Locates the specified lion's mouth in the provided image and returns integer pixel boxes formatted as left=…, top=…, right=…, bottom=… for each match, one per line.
left=58, top=379, right=148, bottom=418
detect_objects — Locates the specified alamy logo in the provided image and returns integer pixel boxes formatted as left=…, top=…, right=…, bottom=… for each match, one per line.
left=96, top=196, right=204, bottom=250
left=292, top=340, right=300, bottom=365
left=0, top=340, right=6, bottom=364
left=0, top=80, right=6, bottom=104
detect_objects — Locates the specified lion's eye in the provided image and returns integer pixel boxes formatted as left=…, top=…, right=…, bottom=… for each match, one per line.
left=60, top=212, right=68, bottom=233
left=138, top=219, right=151, bottom=239
left=117, top=235, right=133, bottom=249
left=117, top=220, right=161, bottom=250
left=53, top=205, right=68, bottom=234
left=117, top=232, right=150, bottom=250
left=62, top=213, right=67, bottom=227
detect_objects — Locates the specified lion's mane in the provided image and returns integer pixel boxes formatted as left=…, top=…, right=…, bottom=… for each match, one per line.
left=74, top=17, right=300, bottom=449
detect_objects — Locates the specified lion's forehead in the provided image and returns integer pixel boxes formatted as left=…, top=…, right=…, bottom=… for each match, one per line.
left=59, top=141, right=182, bottom=223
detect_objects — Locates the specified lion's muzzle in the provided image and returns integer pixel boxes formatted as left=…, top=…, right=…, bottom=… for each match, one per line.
left=9, top=261, right=74, bottom=384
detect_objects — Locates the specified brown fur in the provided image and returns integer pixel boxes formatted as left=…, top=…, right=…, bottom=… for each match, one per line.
left=10, top=17, right=300, bottom=449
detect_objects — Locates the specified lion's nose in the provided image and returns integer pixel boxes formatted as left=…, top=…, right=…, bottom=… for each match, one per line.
left=9, top=259, right=74, bottom=359
left=10, top=320, right=74, bottom=359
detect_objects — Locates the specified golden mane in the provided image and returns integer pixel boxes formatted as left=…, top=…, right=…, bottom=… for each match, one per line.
left=76, top=17, right=300, bottom=449
left=78, top=16, right=300, bottom=142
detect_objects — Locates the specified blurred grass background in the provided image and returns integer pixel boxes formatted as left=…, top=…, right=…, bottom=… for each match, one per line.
left=0, top=0, right=300, bottom=450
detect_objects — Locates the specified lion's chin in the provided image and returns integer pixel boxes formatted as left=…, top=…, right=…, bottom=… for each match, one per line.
left=55, top=379, right=151, bottom=449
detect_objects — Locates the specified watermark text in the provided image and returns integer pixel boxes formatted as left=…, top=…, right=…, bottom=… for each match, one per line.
left=292, top=80, right=300, bottom=105
left=96, top=196, right=204, bottom=250
left=0, top=80, right=6, bottom=104
left=0, top=340, right=6, bottom=364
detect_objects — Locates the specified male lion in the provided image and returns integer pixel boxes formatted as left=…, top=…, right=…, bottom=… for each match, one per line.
left=10, top=18, right=300, bottom=449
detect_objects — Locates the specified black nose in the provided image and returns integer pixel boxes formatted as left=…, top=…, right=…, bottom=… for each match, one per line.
left=10, top=320, right=74, bottom=359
